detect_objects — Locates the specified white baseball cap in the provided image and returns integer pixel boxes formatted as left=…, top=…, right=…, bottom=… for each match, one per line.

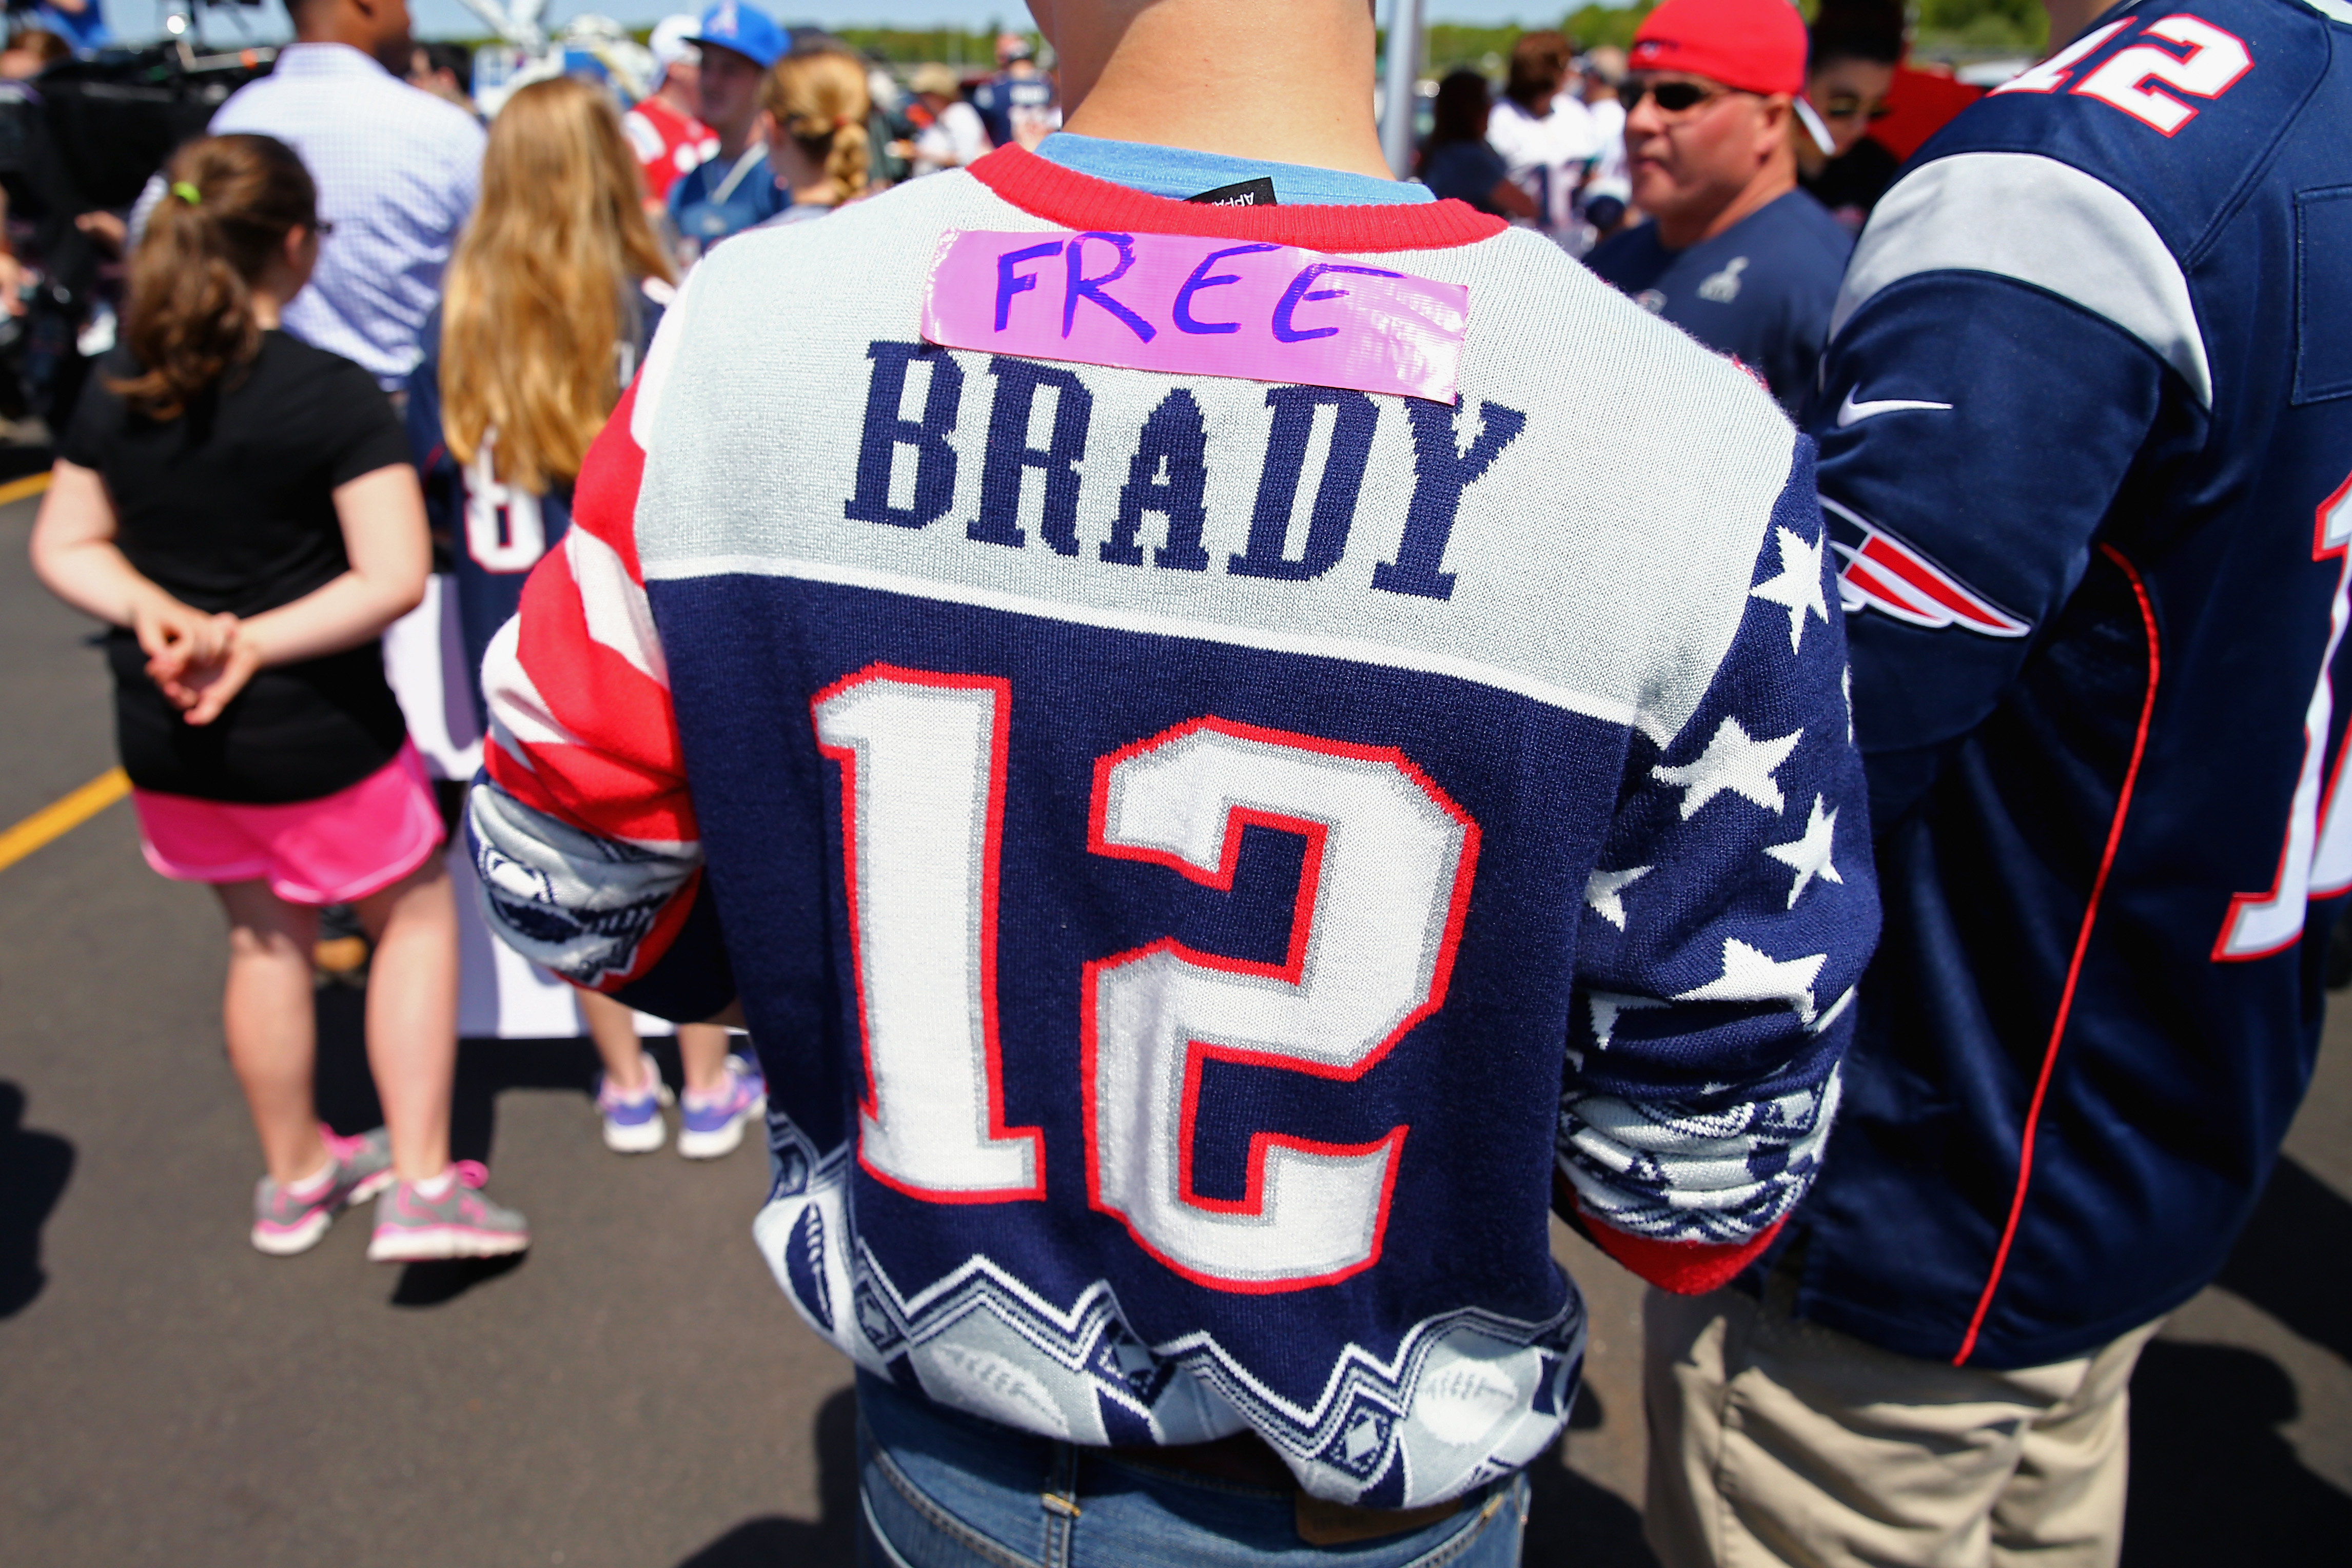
left=650, top=14, right=701, bottom=76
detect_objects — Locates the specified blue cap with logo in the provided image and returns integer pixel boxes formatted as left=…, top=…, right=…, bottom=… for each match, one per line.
left=691, top=2, right=788, bottom=70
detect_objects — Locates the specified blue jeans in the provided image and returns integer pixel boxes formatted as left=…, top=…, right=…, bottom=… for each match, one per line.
left=855, top=1372, right=1529, bottom=1568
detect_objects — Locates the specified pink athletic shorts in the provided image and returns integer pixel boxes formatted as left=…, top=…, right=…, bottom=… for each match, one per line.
left=132, top=740, right=446, bottom=906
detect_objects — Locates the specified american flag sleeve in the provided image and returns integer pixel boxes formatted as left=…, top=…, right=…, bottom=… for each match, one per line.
left=465, top=381, right=737, bottom=1021
left=1558, top=442, right=1879, bottom=1293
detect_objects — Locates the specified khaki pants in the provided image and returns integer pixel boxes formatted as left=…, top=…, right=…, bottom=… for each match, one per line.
left=1643, top=1279, right=2164, bottom=1568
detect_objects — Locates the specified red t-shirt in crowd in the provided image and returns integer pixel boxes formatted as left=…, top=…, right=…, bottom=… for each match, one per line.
left=1866, top=63, right=1985, bottom=164
left=624, top=94, right=719, bottom=204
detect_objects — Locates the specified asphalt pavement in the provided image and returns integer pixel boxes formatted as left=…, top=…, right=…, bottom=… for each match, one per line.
left=2, top=484, right=2346, bottom=1566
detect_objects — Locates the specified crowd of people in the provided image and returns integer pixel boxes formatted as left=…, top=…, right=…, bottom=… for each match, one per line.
left=15, top=0, right=2350, bottom=1564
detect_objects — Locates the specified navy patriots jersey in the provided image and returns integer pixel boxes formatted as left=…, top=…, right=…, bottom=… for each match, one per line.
left=1787, top=0, right=2352, bottom=1367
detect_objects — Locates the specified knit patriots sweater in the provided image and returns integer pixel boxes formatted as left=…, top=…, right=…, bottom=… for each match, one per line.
left=468, top=146, right=1879, bottom=1507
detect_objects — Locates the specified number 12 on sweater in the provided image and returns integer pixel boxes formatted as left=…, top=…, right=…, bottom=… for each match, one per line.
left=813, top=665, right=1481, bottom=1292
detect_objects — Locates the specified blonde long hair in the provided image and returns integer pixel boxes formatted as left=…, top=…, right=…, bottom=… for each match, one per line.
left=440, top=76, right=674, bottom=494
left=763, top=50, right=872, bottom=206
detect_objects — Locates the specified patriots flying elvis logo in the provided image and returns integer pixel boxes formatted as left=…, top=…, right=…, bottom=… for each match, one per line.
left=1820, top=498, right=2031, bottom=638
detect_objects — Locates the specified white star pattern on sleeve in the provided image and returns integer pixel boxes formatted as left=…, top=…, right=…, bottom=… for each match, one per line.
left=1749, top=525, right=1831, bottom=653
left=1584, top=865, right=1653, bottom=930
left=1675, top=937, right=1828, bottom=1024
left=1764, top=795, right=1843, bottom=907
left=1588, top=991, right=1668, bottom=1051
left=1810, top=987, right=1856, bottom=1036
left=1653, top=718, right=1802, bottom=818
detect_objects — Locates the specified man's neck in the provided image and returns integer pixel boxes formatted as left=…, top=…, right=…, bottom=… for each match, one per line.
left=1659, top=154, right=1795, bottom=249
left=1053, top=0, right=1392, bottom=181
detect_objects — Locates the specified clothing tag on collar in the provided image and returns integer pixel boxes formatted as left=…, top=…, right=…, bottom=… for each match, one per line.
left=1186, top=177, right=1278, bottom=207
left=922, top=229, right=1469, bottom=404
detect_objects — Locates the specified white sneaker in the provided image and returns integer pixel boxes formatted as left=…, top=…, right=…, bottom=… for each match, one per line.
left=677, top=1055, right=767, bottom=1160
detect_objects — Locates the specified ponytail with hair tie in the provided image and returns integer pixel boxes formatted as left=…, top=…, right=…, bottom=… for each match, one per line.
left=763, top=49, right=873, bottom=207
left=111, top=134, right=318, bottom=422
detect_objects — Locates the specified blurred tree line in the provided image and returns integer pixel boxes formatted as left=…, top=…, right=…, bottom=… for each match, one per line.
left=1416, top=1, right=2047, bottom=73
left=828, top=29, right=1024, bottom=67
left=791, top=2, right=2052, bottom=77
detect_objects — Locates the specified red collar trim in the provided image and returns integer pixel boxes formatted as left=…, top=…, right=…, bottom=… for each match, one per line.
left=964, top=145, right=1508, bottom=252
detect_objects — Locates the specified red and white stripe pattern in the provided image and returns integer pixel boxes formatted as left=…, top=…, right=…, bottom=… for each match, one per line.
left=1824, top=498, right=2031, bottom=638
left=474, top=383, right=705, bottom=991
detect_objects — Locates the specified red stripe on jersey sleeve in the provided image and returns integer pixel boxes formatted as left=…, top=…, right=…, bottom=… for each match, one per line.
left=570, top=382, right=649, bottom=583
left=484, top=389, right=698, bottom=850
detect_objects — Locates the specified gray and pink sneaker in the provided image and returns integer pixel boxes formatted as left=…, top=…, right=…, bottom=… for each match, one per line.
left=677, top=1054, right=767, bottom=1160
left=251, top=1124, right=396, bottom=1256
left=365, top=1161, right=531, bottom=1263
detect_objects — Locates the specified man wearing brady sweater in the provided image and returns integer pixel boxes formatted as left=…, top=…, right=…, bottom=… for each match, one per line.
left=467, top=0, right=1877, bottom=1559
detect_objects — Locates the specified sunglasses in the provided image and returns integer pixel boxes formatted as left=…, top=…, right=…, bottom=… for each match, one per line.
left=1617, top=77, right=1730, bottom=114
left=1817, top=95, right=1894, bottom=121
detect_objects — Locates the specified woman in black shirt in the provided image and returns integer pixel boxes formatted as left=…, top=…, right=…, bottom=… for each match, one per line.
left=29, top=133, right=527, bottom=1264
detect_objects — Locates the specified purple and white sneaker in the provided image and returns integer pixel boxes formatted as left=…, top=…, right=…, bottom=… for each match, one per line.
left=366, top=1161, right=531, bottom=1263
left=595, top=1062, right=672, bottom=1154
left=251, top=1124, right=396, bottom=1256
left=677, top=1054, right=766, bottom=1160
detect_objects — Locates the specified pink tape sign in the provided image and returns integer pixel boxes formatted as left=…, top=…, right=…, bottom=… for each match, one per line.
left=920, top=229, right=1470, bottom=404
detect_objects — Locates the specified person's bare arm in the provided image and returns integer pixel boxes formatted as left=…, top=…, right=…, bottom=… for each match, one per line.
left=28, top=459, right=234, bottom=676
left=174, top=464, right=431, bottom=724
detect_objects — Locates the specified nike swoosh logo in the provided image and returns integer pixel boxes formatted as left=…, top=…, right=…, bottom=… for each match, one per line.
left=1836, top=390, right=1955, bottom=427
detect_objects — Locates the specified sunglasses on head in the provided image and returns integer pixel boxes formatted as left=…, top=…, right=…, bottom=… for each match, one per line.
left=1617, top=77, right=1728, bottom=113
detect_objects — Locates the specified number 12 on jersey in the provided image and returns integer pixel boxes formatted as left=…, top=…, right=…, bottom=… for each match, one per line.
left=2218, top=472, right=2352, bottom=959
left=813, top=665, right=1481, bottom=1293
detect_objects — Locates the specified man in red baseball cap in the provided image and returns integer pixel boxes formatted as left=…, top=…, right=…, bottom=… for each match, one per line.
left=1584, top=0, right=1854, bottom=413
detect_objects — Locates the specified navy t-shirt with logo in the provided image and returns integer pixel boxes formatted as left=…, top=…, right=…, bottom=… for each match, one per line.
left=970, top=69, right=1057, bottom=150
left=1585, top=188, right=1853, bottom=413
left=668, top=144, right=787, bottom=259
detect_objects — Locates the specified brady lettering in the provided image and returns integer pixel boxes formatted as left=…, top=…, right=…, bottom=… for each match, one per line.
left=845, top=341, right=964, bottom=531
left=1103, top=389, right=1213, bottom=571
left=971, top=357, right=1093, bottom=554
left=1229, top=386, right=1378, bottom=581
left=1373, top=401, right=1527, bottom=601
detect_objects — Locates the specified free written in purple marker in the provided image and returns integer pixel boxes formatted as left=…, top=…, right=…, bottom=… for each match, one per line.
left=923, top=228, right=1470, bottom=404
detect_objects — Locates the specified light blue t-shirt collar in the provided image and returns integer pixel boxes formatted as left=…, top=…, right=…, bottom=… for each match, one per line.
left=1032, top=132, right=1433, bottom=208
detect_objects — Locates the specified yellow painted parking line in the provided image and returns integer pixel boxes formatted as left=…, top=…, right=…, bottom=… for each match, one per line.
left=0, top=471, right=49, bottom=507
left=0, top=767, right=129, bottom=874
